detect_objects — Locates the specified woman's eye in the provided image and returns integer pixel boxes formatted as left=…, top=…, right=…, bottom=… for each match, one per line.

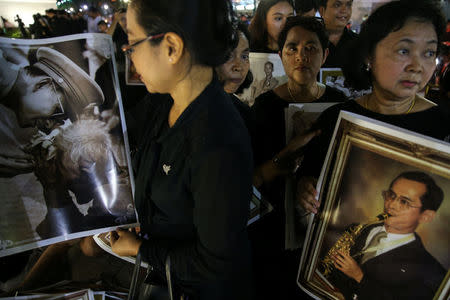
left=241, top=53, right=249, bottom=61
left=397, top=49, right=409, bottom=55
left=275, top=17, right=282, bottom=22
left=424, top=50, right=436, bottom=58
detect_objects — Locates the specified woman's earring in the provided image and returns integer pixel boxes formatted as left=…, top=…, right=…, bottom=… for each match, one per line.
left=365, top=63, right=371, bottom=72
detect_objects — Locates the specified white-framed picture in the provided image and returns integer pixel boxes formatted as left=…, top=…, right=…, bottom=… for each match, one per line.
left=0, top=34, right=137, bottom=257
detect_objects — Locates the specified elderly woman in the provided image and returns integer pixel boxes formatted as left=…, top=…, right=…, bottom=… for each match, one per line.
left=297, top=0, right=449, bottom=220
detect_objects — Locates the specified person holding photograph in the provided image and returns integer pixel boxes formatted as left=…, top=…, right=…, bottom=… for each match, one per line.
left=327, top=171, right=446, bottom=300
left=298, top=0, right=450, bottom=215
left=109, top=0, right=254, bottom=299
left=249, top=0, right=295, bottom=53
left=249, top=16, right=346, bottom=300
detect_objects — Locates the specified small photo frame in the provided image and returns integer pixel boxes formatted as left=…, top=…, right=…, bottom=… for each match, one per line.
left=236, top=52, right=287, bottom=106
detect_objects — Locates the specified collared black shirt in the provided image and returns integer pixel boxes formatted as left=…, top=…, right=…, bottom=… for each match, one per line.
left=128, top=78, right=253, bottom=299
left=323, top=27, right=358, bottom=68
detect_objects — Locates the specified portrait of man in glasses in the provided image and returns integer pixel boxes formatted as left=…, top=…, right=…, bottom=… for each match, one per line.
left=327, top=171, right=446, bottom=300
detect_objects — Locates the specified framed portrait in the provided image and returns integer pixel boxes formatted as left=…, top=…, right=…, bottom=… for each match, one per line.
left=319, top=68, right=371, bottom=100
left=0, top=34, right=137, bottom=257
left=284, top=103, right=338, bottom=250
left=125, top=56, right=144, bottom=86
left=297, top=111, right=450, bottom=300
left=236, top=52, right=287, bottom=106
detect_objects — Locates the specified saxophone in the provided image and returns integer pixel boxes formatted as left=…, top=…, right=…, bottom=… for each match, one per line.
left=320, top=213, right=389, bottom=277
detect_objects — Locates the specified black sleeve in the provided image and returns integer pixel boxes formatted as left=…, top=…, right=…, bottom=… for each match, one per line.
left=298, top=104, right=342, bottom=178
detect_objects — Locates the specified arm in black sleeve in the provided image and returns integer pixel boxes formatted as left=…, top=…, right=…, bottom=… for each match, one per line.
left=139, top=145, right=253, bottom=285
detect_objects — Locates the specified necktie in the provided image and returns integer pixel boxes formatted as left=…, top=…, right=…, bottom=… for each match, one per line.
left=361, top=231, right=387, bottom=264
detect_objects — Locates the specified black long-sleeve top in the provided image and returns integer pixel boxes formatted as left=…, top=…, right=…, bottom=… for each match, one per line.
left=128, top=78, right=254, bottom=299
left=301, top=100, right=450, bottom=179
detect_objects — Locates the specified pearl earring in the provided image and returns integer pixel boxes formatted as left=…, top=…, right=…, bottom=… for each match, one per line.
left=365, top=63, right=371, bottom=72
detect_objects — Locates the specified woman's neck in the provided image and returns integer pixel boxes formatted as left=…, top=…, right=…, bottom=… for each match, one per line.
left=267, top=37, right=279, bottom=51
left=168, top=65, right=213, bottom=127
left=361, top=90, right=417, bottom=115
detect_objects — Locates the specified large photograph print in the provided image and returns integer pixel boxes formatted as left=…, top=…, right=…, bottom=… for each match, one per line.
left=298, top=112, right=450, bottom=300
left=0, top=34, right=137, bottom=257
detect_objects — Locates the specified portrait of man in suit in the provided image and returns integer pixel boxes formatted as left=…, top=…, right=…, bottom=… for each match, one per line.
left=328, top=171, right=446, bottom=300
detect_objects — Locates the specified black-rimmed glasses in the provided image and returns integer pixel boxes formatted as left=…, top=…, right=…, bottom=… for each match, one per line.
left=121, top=33, right=165, bottom=56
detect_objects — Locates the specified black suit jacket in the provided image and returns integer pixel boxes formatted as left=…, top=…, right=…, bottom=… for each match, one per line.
left=329, top=224, right=446, bottom=300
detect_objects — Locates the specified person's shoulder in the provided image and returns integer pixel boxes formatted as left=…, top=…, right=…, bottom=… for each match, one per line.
left=321, top=85, right=349, bottom=103
left=252, top=90, right=281, bottom=108
left=344, top=27, right=358, bottom=40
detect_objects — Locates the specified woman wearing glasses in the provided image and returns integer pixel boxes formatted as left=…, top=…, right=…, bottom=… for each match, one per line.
left=110, top=0, right=254, bottom=299
left=297, top=1, right=449, bottom=215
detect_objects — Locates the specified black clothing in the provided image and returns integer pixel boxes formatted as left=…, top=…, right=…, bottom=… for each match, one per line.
left=251, top=86, right=348, bottom=167
left=130, top=79, right=254, bottom=299
left=249, top=86, right=347, bottom=300
left=323, top=28, right=358, bottom=68
left=301, top=100, right=450, bottom=179
left=112, top=24, right=128, bottom=64
left=230, top=93, right=252, bottom=134
left=329, top=224, right=446, bottom=300
left=249, top=44, right=278, bottom=53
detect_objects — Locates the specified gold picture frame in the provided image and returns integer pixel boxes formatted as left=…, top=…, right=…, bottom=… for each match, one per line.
left=298, top=111, right=450, bottom=300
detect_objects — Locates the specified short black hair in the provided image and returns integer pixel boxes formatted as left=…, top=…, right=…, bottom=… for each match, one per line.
left=278, top=16, right=329, bottom=54
left=129, top=0, right=237, bottom=67
left=295, top=0, right=318, bottom=14
left=97, top=20, right=107, bottom=26
left=342, top=0, right=446, bottom=90
left=389, top=171, right=444, bottom=212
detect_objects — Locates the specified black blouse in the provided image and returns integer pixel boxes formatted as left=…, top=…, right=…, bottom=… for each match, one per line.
left=128, top=79, right=253, bottom=299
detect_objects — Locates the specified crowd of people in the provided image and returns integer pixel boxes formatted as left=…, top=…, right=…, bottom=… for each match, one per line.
left=1, top=0, right=450, bottom=299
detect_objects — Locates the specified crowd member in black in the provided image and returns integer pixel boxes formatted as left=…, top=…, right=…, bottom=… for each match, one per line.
left=28, top=13, right=52, bottom=38
left=107, top=8, right=128, bottom=59
left=318, top=0, right=357, bottom=68
left=110, top=0, right=254, bottom=299
left=249, top=0, right=294, bottom=53
left=250, top=16, right=347, bottom=300
left=215, top=22, right=253, bottom=130
left=295, top=0, right=319, bottom=17
left=297, top=0, right=449, bottom=215
left=105, top=8, right=146, bottom=111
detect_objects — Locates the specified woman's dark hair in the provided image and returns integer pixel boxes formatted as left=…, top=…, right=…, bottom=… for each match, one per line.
left=248, top=0, right=294, bottom=51
left=278, top=16, right=329, bottom=54
left=129, top=0, right=237, bottom=67
left=235, top=22, right=254, bottom=93
left=342, top=0, right=446, bottom=90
